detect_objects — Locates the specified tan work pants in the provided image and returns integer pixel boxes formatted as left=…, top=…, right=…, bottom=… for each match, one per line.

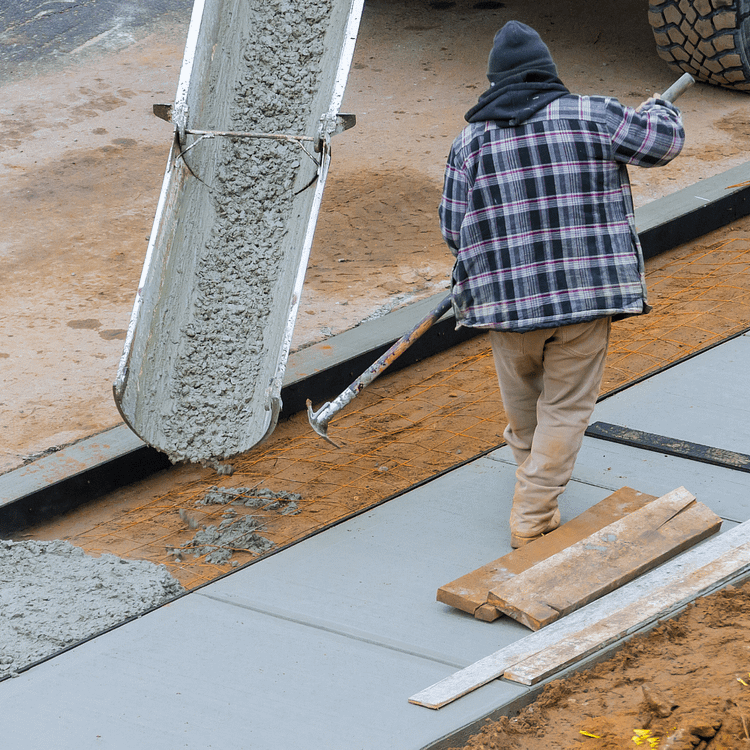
left=488, top=317, right=611, bottom=540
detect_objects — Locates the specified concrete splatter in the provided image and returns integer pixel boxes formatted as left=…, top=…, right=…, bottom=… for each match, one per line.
left=197, top=485, right=301, bottom=514
left=0, top=539, right=183, bottom=679
left=176, top=512, right=275, bottom=564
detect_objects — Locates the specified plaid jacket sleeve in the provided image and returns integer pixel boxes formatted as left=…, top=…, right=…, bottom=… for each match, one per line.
left=605, top=97, right=684, bottom=167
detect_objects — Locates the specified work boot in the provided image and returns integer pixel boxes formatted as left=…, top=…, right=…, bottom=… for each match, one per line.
left=510, top=506, right=560, bottom=548
left=509, top=478, right=562, bottom=548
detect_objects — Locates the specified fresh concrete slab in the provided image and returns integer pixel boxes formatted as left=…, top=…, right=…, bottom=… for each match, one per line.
left=0, top=458, right=542, bottom=750
left=0, top=593, right=522, bottom=750
left=488, top=438, right=750, bottom=524
left=203, top=455, right=553, bottom=665
left=594, top=331, right=750, bottom=455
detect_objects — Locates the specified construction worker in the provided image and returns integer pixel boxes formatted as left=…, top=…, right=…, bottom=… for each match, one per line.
left=439, top=21, right=684, bottom=548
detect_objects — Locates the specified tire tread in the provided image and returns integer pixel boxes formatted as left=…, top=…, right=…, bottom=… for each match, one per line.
left=648, top=0, right=750, bottom=89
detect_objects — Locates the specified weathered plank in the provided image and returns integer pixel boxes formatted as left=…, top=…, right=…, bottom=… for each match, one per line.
left=437, top=487, right=655, bottom=620
left=504, top=540, right=750, bottom=685
left=410, top=518, right=750, bottom=710
left=487, top=487, right=722, bottom=631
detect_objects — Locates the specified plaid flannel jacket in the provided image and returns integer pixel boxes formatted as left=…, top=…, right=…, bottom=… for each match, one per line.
left=439, top=94, right=684, bottom=331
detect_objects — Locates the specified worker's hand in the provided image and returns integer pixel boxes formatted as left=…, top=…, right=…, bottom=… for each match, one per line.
left=636, top=93, right=662, bottom=112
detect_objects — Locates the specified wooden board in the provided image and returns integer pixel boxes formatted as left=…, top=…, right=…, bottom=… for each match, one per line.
left=503, top=540, right=750, bottom=685
left=437, top=487, right=656, bottom=620
left=409, top=517, right=750, bottom=710
left=487, top=487, right=722, bottom=631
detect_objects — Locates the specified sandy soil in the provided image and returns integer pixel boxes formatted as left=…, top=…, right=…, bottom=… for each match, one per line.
left=2, top=0, right=750, bottom=473
left=453, top=580, right=750, bottom=750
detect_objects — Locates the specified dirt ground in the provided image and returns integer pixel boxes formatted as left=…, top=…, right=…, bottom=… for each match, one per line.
left=453, top=580, right=750, bottom=750
left=2, top=0, right=750, bottom=472
left=3, top=0, right=750, bottom=741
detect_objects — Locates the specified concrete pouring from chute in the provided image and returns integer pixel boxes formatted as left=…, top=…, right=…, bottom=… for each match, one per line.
left=113, top=0, right=364, bottom=467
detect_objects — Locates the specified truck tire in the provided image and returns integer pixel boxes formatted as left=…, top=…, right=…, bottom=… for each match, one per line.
left=648, top=0, right=750, bottom=89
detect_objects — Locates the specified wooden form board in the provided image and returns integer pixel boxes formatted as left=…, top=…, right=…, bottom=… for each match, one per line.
left=437, top=487, right=655, bottom=621
left=410, top=515, right=750, bottom=710
left=504, top=540, right=750, bottom=685
left=488, top=487, right=722, bottom=631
